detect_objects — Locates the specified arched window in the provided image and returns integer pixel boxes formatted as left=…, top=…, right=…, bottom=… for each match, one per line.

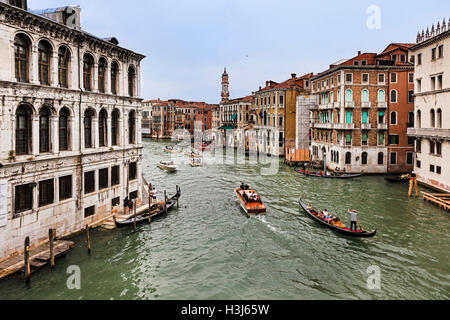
left=378, top=90, right=385, bottom=102
left=430, top=109, right=435, bottom=128
left=99, top=109, right=107, bottom=147
left=83, top=53, right=94, bottom=91
left=58, top=46, right=70, bottom=88
left=437, top=109, right=442, bottom=128
left=417, top=110, right=422, bottom=128
left=14, top=34, right=30, bottom=82
left=378, top=152, right=384, bottom=165
left=59, top=108, right=70, bottom=151
left=362, top=152, right=368, bottom=165
left=391, top=112, right=397, bottom=125
left=111, top=61, right=119, bottom=94
left=38, top=41, right=52, bottom=85
left=98, top=58, right=106, bottom=93
left=84, top=109, right=94, bottom=148
left=111, top=109, right=120, bottom=146
left=345, top=89, right=353, bottom=102
left=390, top=90, right=397, bottom=103
left=128, top=110, right=136, bottom=144
left=128, top=66, right=136, bottom=97
left=361, top=89, right=369, bottom=102
left=15, top=105, right=32, bottom=155
left=39, top=107, right=51, bottom=153
left=345, top=152, right=352, bottom=164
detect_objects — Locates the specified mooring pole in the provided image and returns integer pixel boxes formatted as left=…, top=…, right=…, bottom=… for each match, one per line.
left=149, top=183, right=153, bottom=211
left=24, top=237, right=31, bottom=284
left=49, top=229, right=55, bottom=269
left=86, top=225, right=91, bottom=255
left=133, top=201, right=137, bottom=232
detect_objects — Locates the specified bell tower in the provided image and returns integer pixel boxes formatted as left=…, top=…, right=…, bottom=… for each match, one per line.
left=221, top=68, right=229, bottom=104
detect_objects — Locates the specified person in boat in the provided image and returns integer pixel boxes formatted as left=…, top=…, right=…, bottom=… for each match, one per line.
left=307, top=203, right=313, bottom=210
left=128, top=199, right=134, bottom=213
left=243, top=191, right=249, bottom=202
left=123, top=196, right=130, bottom=215
left=151, top=188, right=157, bottom=205
left=347, top=209, right=362, bottom=231
left=240, top=183, right=246, bottom=191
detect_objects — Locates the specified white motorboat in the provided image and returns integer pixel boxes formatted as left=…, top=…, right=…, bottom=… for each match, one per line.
left=157, top=161, right=178, bottom=172
left=189, top=157, right=203, bottom=167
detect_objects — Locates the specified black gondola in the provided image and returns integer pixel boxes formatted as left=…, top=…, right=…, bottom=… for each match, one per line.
left=298, top=198, right=377, bottom=238
left=113, top=188, right=181, bottom=229
left=384, top=176, right=409, bottom=183
left=295, top=169, right=363, bottom=179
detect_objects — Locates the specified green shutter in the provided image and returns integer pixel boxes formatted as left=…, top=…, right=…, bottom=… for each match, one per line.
left=362, top=111, right=368, bottom=124
left=346, top=134, right=351, bottom=143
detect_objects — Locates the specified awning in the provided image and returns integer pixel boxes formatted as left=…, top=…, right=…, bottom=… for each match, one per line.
left=231, top=114, right=238, bottom=120
left=218, top=125, right=237, bottom=130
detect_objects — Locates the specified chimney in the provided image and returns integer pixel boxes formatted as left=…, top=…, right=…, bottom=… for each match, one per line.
left=266, top=81, right=269, bottom=87
left=291, top=73, right=297, bottom=79
left=259, top=86, right=262, bottom=90
left=358, top=51, right=361, bottom=56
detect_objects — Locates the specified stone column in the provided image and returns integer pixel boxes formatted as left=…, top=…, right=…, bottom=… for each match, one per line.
left=107, top=116, right=112, bottom=147
left=31, top=45, right=39, bottom=85
left=92, top=116, right=99, bottom=149
left=118, top=116, right=124, bottom=147
left=93, top=63, right=98, bottom=93
left=51, top=115, right=59, bottom=154
left=51, top=51, right=58, bottom=87
left=32, top=115, right=39, bottom=156
left=105, top=65, right=111, bottom=95
left=136, top=112, right=142, bottom=144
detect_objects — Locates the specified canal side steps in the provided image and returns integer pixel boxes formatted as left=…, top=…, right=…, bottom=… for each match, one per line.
left=0, top=240, right=75, bottom=280
left=422, top=192, right=450, bottom=211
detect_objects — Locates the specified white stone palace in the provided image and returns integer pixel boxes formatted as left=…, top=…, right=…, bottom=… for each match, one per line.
left=0, top=0, right=145, bottom=259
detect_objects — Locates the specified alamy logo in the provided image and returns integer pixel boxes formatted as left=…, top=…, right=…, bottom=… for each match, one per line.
left=66, top=265, right=81, bottom=290
left=366, top=5, right=381, bottom=30
left=366, top=265, right=381, bottom=290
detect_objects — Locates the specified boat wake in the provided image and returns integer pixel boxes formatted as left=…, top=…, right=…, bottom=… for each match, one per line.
left=256, top=215, right=286, bottom=236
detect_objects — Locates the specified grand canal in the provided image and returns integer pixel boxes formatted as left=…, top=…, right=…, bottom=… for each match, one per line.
left=0, top=139, right=449, bottom=300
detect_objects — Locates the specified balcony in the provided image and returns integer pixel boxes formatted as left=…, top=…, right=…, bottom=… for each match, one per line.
left=318, top=104, right=330, bottom=110
left=334, top=123, right=355, bottom=130
left=345, top=101, right=354, bottom=108
left=312, top=123, right=333, bottom=129
left=407, top=128, right=450, bottom=140
left=361, top=102, right=371, bottom=108
left=377, top=123, right=388, bottom=130
left=334, top=102, right=340, bottom=108
left=361, top=123, right=372, bottom=130
left=377, top=102, right=387, bottom=108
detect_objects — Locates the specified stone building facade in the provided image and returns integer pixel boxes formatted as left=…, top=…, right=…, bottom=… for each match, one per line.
left=0, top=1, right=145, bottom=259
left=408, top=21, right=450, bottom=192
left=310, top=45, right=414, bottom=174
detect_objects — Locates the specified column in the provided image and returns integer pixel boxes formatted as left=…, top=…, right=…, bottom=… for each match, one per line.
left=118, top=116, right=124, bottom=147
left=51, top=51, right=58, bottom=87
left=105, top=65, right=111, bottom=95
left=92, top=116, right=99, bottom=149
left=32, top=115, right=39, bottom=156
left=107, top=116, right=112, bottom=147
left=93, top=63, right=98, bottom=93
left=31, top=45, right=39, bottom=85
left=51, top=115, right=59, bottom=154
left=137, top=112, right=142, bottom=144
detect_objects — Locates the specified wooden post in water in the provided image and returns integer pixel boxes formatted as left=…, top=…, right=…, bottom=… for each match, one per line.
left=164, top=190, right=168, bottom=215
left=409, top=177, right=420, bottom=198
left=133, top=201, right=137, bottom=232
left=176, top=185, right=179, bottom=208
left=86, top=225, right=91, bottom=255
left=24, top=237, right=31, bottom=284
left=49, top=229, right=55, bottom=269
left=149, top=183, right=153, bottom=211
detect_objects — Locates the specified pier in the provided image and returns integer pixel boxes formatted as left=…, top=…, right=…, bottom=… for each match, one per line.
left=422, top=192, right=450, bottom=211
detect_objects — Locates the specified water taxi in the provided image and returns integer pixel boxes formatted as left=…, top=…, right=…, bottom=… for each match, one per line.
left=235, top=186, right=266, bottom=215
left=157, top=161, right=178, bottom=172
left=189, top=157, right=203, bottom=167
left=164, top=146, right=182, bottom=153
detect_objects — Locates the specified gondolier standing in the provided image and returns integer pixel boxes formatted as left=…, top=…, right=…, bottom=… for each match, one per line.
left=348, top=209, right=359, bottom=232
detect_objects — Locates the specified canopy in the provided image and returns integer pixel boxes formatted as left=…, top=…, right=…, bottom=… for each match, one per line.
left=218, top=125, right=237, bottom=130
left=231, top=114, right=238, bottom=120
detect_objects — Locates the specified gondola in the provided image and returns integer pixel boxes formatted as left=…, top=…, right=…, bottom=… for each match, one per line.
left=295, top=169, right=362, bottom=179
left=298, top=198, right=377, bottom=238
left=113, top=188, right=181, bottom=228
left=384, top=176, right=409, bottom=183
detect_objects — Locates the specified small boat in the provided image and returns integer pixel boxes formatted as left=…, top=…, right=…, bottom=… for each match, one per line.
left=295, top=169, right=362, bottom=179
left=189, top=157, right=203, bottom=167
left=184, top=149, right=202, bottom=158
left=157, top=161, right=178, bottom=172
left=234, top=187, right=266, bottom=216
left=113, top=189, right=181, bottom=228
left=385, top=174, right=411, bottom=183
left=298, top=198, right=377, bottom=238
left=163, top=146, right=181, bottom=153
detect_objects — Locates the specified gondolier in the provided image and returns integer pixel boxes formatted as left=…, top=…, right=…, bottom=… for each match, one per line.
left=348, top=209, right=361, bottom=232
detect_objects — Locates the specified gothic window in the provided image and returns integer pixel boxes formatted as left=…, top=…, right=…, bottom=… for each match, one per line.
left=39, top=106, right=51, bottom=153
left=430, top=109, right=436, bottom=128
left=111, top=61, right=119, bottom=94
left=14, top=34, right=30, bottom=82
left=98, top=58, right=106, bottom=93
left=84, top=109, right=94, bottom=148
left=83, top=53, right=94, bottom=91
left=128, top=110, right=136, bottom=144
left=58, top=46, right=70, bottom=88
left=99, top=109, right=107, bottom=147
left=437, top=109, right=442, bottom=128
left=59, top=107, right=70, bottom=151
left=111, top=109, right=120, bottom=146
left=390, top=90, right=397, bottom=103
left=128, top=66, right=136, bottom=97
left=38, top=41, right=51, bottom=85
left=15, top=105, right=32, bottom=155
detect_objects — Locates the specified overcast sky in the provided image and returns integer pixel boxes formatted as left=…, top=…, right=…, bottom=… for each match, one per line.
left=29, top=0, right=450, bottom=103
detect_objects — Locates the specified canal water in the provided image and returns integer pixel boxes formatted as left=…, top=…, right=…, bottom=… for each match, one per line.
left=0, top=139, right=449, bottom=300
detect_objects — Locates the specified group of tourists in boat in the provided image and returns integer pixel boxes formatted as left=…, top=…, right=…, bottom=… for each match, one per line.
left=235, top=183, right=266, bottom=215
left=295, top=168, right=362, bottom=179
